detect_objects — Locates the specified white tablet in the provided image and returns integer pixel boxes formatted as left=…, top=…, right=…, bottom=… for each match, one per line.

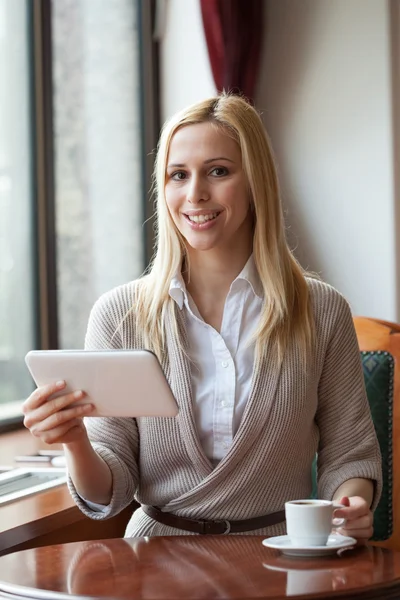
left=25, top=350, right=179, bottom=418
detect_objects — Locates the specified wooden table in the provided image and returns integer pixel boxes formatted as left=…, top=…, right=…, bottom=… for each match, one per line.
left=0, top=536, right=400, bottom=599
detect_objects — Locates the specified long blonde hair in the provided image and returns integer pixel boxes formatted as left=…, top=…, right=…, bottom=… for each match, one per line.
left=134, top=93, right=314, bottom=363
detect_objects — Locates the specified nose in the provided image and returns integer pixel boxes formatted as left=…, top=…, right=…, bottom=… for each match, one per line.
left=186, top=174, right=209, bottom=204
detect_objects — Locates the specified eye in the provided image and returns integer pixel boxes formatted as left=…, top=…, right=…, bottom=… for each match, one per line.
left=170, top=171, right=187, bottom=181
left=210, top=166, right=228, bottom=177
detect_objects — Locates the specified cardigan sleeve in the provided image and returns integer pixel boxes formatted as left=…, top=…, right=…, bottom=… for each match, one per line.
left=67, top=285, right=140, bottom=520
left=315, top=294, right=382, bottom=511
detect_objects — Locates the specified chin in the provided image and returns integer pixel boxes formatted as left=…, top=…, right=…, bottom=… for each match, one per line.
left=186, top=239, right=218, bottom=252
left=180, top=230, right=218, bottom=252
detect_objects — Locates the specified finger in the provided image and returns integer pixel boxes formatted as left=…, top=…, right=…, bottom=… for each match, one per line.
left=39, top=419, right=85, bottom=445
left=337, top=526, right=373, bottom=542
left=337, top=496, right=350, bottom=507
left=336, top=515, right=372, bottom=531
left=334, top=504, right=368, bottom=520
left=41, top=403, right=94, bottom=432
left=30, top=403, right=94, bottom=435
left=22, top=380, right=66, bottom=413
left=24, top=390, right=86, bottom=429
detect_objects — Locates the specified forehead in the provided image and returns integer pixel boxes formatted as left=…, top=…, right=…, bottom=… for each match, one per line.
left=167, top=122, right=240, bottom=162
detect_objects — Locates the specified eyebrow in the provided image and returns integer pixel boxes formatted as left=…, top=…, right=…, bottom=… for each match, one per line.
left=167, top=156, right=235, bottom=168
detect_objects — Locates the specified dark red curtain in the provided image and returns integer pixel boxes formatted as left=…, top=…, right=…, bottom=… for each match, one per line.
left=200, top=0, right=264, bottom=101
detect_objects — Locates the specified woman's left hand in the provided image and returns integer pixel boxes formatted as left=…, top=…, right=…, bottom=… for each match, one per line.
left=333, top=496, right=373, bottom=544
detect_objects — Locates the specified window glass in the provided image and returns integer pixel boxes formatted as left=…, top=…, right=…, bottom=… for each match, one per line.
left=0, top=0, right=36, bottom=414
left=52, top=0, right=144, bottom=349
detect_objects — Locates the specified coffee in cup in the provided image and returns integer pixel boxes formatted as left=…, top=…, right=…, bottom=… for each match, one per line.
left=285, top=499, right=345, bottom=547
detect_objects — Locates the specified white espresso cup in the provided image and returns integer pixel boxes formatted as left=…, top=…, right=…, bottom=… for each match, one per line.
left=285, top=499, right=346, bottom=547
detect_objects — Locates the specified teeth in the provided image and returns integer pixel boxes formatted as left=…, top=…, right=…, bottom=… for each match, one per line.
left=187, top=212, right=219, bottom=223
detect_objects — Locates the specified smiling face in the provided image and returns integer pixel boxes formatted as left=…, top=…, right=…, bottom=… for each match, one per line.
left=164, top=122, right=253, bottom=257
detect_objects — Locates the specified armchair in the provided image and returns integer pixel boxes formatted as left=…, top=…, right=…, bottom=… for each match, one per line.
left=311, top=317, right=399, bottom=550
left=353, top=317, right=400, bottom=551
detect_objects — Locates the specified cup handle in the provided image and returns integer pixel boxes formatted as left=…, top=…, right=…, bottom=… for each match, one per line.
left=332, top=503, right=346, bottom=528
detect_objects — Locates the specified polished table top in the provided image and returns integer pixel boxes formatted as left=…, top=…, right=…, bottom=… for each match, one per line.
left=0, top=536, right=400, bottom=600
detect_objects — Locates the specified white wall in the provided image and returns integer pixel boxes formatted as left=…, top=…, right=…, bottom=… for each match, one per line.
left=160, top=0, right=398, bottom=320
left=257, top=0, right=396, bottom=319
left=159, top=0, right=215, bottom=122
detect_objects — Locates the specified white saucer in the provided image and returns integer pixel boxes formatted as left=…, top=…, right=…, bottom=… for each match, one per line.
left=262, top=534, right=356, bottom=557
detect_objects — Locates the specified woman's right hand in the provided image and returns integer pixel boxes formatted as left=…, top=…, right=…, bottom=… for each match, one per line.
left=22, top=381, right=94, bottom=445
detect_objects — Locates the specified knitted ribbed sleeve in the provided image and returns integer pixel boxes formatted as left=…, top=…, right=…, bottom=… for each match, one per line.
left=67, top=278, right=382, bottom=537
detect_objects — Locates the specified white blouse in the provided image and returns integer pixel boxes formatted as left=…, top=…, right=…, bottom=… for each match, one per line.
left=169, top=254, right=263, bottom=466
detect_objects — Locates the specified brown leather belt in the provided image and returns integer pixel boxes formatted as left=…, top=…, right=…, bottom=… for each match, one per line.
left=142, top=505, right=286, bottom=535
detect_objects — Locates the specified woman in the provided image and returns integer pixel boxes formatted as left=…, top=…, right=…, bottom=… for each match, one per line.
left=23, top=94, right=382, bottom=542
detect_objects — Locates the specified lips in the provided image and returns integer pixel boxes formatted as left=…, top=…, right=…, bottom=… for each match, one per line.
left=182, top=210, right=222, bottom=229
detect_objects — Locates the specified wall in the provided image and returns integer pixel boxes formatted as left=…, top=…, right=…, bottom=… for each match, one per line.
left=160, top=0, right=398, bottom=320
left=257, top=0, right=396, bottom=320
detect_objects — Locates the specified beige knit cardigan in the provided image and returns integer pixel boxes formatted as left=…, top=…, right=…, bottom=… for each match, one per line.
left=68, top=277, right=382, bottom=537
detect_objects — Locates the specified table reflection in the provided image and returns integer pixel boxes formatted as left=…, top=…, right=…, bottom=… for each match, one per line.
left=65, top=536, right=392, bottom=599
left=67, top=536, right=265, bottom=598
left=67, top=541, right=127, bottom=596
left=263, top=545, right=389, bottom=596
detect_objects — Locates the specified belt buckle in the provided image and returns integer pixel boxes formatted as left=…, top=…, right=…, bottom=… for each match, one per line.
left=215, top=519, right=231, bottom=535
left=199, top=519, right=231, bottom=535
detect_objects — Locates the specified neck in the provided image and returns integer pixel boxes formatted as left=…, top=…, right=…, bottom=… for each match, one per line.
left=183, top=245, right=253, bottom=301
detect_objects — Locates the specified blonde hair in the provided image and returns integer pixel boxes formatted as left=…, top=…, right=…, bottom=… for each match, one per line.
left=134, top=93, right=314, bottom=363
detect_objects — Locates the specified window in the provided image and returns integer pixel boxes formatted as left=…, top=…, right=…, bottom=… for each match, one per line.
left=0, top=0, right=158, bottom=429
left=0, top=0, right=37, bottom=421
left=52, top=0, right=145, bottom=348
